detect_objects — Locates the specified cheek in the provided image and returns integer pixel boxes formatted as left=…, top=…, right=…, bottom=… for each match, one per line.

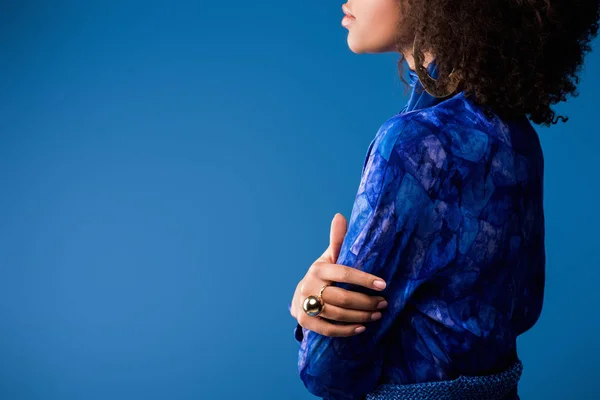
left=357, top=3, right=400, bottom=43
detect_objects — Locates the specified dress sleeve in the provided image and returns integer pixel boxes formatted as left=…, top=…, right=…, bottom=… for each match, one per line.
left=288, top=302, right=305, bottom=343
left=296, top=116, right=457, bottom=400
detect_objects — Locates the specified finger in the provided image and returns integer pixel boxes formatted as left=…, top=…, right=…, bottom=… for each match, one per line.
left=319, top=302, right=382, bottom=323
left=300, top=314, right=366, bottom=337
left=318, top=213, right=348, bottom=264
left=321, top=285, right=387, bottom=311
left=328, top=213, right=347, bottom=263
left=313, top=262, right=387, bottom=291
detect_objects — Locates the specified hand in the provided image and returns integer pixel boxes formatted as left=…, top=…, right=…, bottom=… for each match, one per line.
left=290, top=213, right=388, bottom=337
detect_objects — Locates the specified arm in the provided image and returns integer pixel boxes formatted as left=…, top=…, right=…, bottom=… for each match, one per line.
left=296, top=116, right=456, bottom=399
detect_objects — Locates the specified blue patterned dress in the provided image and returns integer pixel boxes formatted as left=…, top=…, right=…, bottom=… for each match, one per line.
left=289, top=60, right=545, bottom=400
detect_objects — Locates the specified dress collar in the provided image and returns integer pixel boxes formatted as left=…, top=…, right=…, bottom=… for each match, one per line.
left=401, top=58, right=448, bottom=114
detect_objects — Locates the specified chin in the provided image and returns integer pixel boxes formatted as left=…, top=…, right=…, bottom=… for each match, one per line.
left=347, top=37, right=369, bottom=54
left=347, top=37, right=393, bottom=54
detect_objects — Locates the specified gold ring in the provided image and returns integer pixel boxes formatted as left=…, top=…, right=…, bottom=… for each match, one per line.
left=302, top=284, right=330, bottom=317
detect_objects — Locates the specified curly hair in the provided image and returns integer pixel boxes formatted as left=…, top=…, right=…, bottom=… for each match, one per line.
left=395, top=0, right=600, bottom=126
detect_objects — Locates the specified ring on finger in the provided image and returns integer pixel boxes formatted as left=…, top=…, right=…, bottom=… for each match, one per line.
left=302, top=284, right=330, bottom=317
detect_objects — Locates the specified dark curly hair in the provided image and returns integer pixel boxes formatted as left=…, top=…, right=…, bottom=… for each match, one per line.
left=395, top=0, right=600, bottom=126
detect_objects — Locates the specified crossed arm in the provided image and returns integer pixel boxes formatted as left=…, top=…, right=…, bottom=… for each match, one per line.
left=294, top=117, right=457, bottom=399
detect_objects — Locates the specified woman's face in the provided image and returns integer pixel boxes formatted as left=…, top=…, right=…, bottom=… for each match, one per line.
left=341, top=0, right=407, bottom=54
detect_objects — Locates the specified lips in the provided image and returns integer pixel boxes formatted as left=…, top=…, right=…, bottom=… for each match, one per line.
left=342, top=4, right=355, bottom=18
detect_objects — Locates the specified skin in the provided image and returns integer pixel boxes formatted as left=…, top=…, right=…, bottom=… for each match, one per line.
left=289, top=214, right=389, bottom=337
left=289, top=2, right=435, bottom=338
left=342, top=0, right=434, bottom=69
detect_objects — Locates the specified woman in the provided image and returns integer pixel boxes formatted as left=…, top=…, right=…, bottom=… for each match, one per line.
left=288, top=0, right=600, bottom=399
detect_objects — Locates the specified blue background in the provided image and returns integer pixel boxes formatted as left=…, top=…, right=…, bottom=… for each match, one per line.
left=1, top=1, right=598, bottom=399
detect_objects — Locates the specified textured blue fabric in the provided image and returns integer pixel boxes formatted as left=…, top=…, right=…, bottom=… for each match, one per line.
left=289, top=59, right=545, bottom=400
left=365, top=360, right=523, bottom=400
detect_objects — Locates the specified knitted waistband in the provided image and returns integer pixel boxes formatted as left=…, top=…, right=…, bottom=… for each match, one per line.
left=365, top=360, right=523, bottom=400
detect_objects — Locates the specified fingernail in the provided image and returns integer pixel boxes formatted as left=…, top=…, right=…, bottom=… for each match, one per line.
left=371, top=312, right=382, bottom=320
left=377, top=301, right=388, bottom=309
left=373, top=280, right=386, bottom=289
left=355, top=326, right=366, bottom=333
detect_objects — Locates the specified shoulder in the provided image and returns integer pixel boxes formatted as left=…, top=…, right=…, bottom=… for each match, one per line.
left=369, top=97, right=500, bottom=192
left=362, top=112, right=446, bottom=199
left=377, top=96, right=499, bottom=164
left=372, top=112, right=429, bottom=163
left=372, top=110, right=450, bottom=173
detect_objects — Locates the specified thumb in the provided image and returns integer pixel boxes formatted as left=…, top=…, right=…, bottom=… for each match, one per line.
left=327, top=213, right=347, bottom=263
